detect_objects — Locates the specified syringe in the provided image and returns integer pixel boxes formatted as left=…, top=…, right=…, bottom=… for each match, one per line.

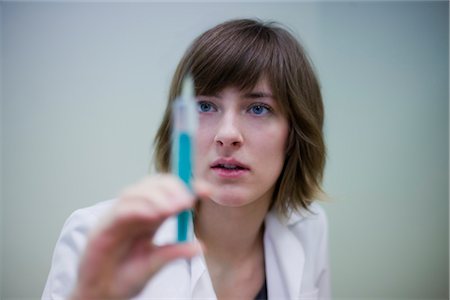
left=171, top=75, right=197, bottom=242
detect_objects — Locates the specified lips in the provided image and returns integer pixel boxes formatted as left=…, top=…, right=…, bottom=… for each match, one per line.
left=210, top=158, right=250, bottom=170
left=210, top=158, right=250, bottom=178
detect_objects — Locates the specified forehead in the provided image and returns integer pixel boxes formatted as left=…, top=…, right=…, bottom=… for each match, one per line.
left=197, top=74, right=273, bottom=96
left=251, top=76, right=272, bottom=93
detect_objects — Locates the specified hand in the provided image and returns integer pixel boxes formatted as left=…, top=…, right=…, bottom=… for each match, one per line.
left=70, top=174, right=208, bottom=300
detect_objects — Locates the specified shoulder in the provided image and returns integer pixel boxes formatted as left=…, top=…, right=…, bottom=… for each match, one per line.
left=286, top=202, right=329, bottom=229
left=268, top=202, right=329, bottom=247
left=291, top=202, right=328, bottom=239
left=42, top=199, right=116, bottom=299
left=268, top=202, right=328, bottom=229
left=56, top=199, right=117, bottom=245
left=264, top=202, right=331, bottom=295
left=67, top=198, right=117, bottom=224
left=51, top=199, right=119, bottom=262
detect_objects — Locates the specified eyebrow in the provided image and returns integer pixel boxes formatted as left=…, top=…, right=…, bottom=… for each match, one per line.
left=201, top=91, right=274, bottom=99
left=243, top=91, right=274, bottom=99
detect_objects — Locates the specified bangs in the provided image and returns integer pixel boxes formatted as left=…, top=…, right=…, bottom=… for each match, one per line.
left=187, top=20, right=279, bottom=95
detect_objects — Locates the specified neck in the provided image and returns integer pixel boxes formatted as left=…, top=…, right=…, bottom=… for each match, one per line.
left=194, top=197, right=270, bottom=265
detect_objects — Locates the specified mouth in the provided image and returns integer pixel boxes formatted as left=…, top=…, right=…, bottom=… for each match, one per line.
left=210, top=158, right=250, bottom=178
left=211, top=158, right=250, bottom=170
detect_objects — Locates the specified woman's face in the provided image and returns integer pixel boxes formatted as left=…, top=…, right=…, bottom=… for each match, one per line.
left=195, top=77, right=289, bottom=209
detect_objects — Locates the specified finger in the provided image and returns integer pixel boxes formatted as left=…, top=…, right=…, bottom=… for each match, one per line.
left=117, top=178, right=194, bottom=223
left=132, top=175, right=195, bottom=212
left=96, top=177, right=196, bottom=248
left=143, top=241, right=203, bottom=276
left=193, top=179, right=214, bottom=200
left=139, top=175, right=195, bottom=211
left=123, top=185, right=179, bottom=218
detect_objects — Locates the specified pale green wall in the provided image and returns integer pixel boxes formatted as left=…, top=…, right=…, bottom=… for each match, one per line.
left=0, top=3, right=3, bottom=300
left=1, top=2, right=448, bottom=299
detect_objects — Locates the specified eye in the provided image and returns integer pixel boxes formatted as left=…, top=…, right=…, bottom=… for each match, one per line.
left=197, top=101, right=216, bottom=113
left=248, top=103, right=271, bottom=116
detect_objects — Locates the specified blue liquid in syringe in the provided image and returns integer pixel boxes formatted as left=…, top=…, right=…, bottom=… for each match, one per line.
left=177, top=132, right=192, bottom=242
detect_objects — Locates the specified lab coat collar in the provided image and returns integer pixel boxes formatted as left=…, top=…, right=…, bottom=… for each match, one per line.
left=188, top=211, right=306, bottom=299
left=284, top=203, right=320, bottom=226
left=190, top=236, right=216, bottom=298
left=265, top=210, right=306, bottom=299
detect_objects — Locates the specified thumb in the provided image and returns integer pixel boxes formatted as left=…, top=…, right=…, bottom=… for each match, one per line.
left=144, top=241, right=203, bottom=276
left=193, top=180, right=213, bottom=200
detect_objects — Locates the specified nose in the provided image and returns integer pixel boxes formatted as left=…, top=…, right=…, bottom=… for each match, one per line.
left=214, top=112, right=243, bottom=148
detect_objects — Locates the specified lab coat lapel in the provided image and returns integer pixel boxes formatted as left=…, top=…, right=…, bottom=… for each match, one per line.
left=137, top=218, right=192, bottom=299
left=190, top=249, right=216, bottom=299
left=264, top=212, right=305, bottom=299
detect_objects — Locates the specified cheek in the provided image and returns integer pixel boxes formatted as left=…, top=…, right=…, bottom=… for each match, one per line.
left=266, top=137, right=288, bottom=170
left=195, top=125, right=214, bottom=158
left=195, top=115, right=220, bottom=151
left=257, top=121, right=289, bottom=155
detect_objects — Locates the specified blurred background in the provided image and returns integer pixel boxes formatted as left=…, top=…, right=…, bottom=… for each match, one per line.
left=1, top=1, right=448, bottom=299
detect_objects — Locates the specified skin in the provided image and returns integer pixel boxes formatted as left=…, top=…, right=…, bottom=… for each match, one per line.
left=195, top=77, right=289, bottom=208
left=194, top=77, right=289, bottom=299
left=70, top=77, right=289, bottom=300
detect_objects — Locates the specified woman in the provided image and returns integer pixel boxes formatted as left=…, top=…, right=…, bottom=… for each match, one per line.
left=42, top=19, right=330, bottom=300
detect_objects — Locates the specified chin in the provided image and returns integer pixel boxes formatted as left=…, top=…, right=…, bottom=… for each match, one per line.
left=211, top=195, right=250, bottom=207
left=206, top=183, right=243, bottom=205
left=209, top=186, right=260, bottom=208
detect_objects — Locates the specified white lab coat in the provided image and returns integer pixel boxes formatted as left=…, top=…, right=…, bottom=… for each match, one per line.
left=42, top=199, right=331, bottom=299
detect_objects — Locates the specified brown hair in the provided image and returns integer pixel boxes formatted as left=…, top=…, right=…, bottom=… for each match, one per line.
left=154, top=19, right=326, bottom=216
